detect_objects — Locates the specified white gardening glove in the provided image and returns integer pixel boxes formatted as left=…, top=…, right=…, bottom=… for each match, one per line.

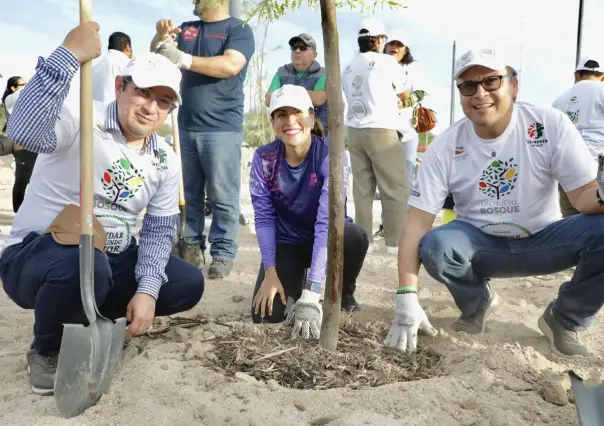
left=384, top=292, right=437, bottom=352
left=155, top=34, right=192, bottom=70
left=284, top=289, right=322, bottom=340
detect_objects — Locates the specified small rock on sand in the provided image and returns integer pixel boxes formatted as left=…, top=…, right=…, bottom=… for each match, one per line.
left=235, top=372, right=260, bottom=385
left=232, top=295, right=245, bottom=303
left=540, top=375, right=570, bottom=406
left=267, top=379, right=281, bottom=391
left=171, top=326, right=191, bottom=342
left=485, top=357, right=498, bottom=370
left=294, top=398, right=308, bottom=411
left=309, top=414, right=341, bottom=425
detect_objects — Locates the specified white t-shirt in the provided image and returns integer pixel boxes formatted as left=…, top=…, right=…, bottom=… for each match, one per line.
left=5, top=102, right=180, bottom=252
left=552, top=80, right=604, bottom=161
left=3, top=91, right=20, bottom=116
left=410, top=102, right=596, bottom=238
left=92, top=50, right=131, bottom=105
left=397, top=61, right=421, bottom=142
left=341, top=52, right=407, bottom=130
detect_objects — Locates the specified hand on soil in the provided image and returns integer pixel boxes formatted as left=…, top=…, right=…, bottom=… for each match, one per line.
left=252, top=272, right=286, bottom=318
left=127, top=293, right=157, bottom=337
left=384, top=293, right=437, bottom=352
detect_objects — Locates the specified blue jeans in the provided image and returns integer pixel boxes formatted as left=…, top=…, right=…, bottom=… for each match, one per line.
left=402, top=137, right=418, bottom=188
left=419, top=216, right=604, bottom=331
left=180, top=130, right=242, bottom=261
left=0, top=233, right=204, bottom=356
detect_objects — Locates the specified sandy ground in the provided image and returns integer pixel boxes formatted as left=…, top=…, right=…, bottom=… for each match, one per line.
left=0, top=203, right=603, bottom=426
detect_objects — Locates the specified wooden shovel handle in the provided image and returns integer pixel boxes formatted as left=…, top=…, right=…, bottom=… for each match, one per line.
left=170, top=110, right=185, bottom=207
left=80, top=0, right=94, bottom=236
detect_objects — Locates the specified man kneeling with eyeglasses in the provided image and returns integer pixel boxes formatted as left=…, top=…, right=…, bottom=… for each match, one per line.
left=1, top=22, right=204, bottom=395
left=383, top=47, right=604, bottom=358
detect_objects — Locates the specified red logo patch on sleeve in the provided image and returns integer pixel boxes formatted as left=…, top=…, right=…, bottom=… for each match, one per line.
left=182, top=26, right=200, bottom=41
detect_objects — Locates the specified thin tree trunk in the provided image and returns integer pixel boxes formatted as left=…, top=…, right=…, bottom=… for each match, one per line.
left=318, top=0, right=345, bottom=351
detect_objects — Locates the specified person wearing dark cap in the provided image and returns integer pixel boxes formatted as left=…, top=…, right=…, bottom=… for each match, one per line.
left=265, top=33, right=329, bottom=135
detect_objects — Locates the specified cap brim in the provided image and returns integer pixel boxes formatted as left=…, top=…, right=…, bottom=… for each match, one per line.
left=454, top=61, right=506, bottom=79
left=130, top=70, right=182, bottom=105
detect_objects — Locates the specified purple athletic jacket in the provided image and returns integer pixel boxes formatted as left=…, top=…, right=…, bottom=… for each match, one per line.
left=249, top=135, right=350, bottom=284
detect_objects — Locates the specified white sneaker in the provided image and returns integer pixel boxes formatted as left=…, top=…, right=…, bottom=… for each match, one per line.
left=386, top=246, right=398, bottom=256
left=367, top=242, right=380, bottom=254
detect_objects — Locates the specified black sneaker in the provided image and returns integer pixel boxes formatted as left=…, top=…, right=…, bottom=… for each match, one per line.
left=27, top=346, right=57, bottom=395
left=341, top=294, right=361, bottom=312
left=208, top=259, right=234, bottom=279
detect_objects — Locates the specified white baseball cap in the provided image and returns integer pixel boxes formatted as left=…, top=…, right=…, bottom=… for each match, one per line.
left=122, top=53, right=182, bottom=104
left=576, top=55, right=603, bottom=72
left=268, top=85, right=313, bottom=115
left=454, top=48, right=507, bottom=79
left=388, top=29, right=408, bottom=45
left=358, top=18, right=386, bottom=38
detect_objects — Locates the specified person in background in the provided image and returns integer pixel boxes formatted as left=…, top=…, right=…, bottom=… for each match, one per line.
left=3, top=23, right=204, bottom=395
left=152, top=0, right=255, bottom=278
left=250, top=85, right=367, bottom=336
left=552, top=55, right=604, bottom=218
left=385, top=29, right=425, bottom=188
left=92, top=31, right=133, bottom=105
left=3, top=76, right=37, bottom=213
left=342, top=19, right=409, bottom=256
left=265, top=33, right=329, bottom=135
left=385, top=47, right=604, bottom=359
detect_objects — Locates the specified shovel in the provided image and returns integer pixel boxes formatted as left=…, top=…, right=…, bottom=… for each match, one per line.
left=170, top=110, right=187, bottom=258
left=54, top=0, right=127, bottom=417
left=569, top=370, right=604, bottom=426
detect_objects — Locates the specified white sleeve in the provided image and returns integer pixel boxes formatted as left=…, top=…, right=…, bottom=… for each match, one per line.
left=146, top=149, right=181, bottom=216
left=390, top=58, right=408, bottom=94
left=551, top=112, right=596, bottom=191
left=4, top=92, right=19, bottom=115
left=408, top=140, right=450, bottom=215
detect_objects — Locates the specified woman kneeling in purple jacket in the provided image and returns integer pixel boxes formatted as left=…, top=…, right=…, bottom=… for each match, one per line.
left=249, top=85, right=368, bottom=337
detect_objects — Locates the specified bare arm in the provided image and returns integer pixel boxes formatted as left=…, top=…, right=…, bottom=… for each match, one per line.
left=397, top=89, right=411, bottom=101
left=308, top=90, right=327, bottom=107
left=567, top=180, right=604, bottom=214
left=397, top=207, right=437, bottom=290
left=189, top=49, right=247, bottom=79
left=265, top=92, right=272, bottom=107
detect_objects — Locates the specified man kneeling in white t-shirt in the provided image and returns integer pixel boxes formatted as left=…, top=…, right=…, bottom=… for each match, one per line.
left=1, top=23, right=204, bottom=396
left=383, top=47, right=604, bottom=358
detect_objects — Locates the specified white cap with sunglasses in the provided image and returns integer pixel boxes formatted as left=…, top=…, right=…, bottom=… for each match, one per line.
left=122, top=53, right=182, bottom=104
left=454, top=48, right=507, bottom=79
left=268, top=84, right=314, bottom=116
left=576, top=55, right=603, bottom=72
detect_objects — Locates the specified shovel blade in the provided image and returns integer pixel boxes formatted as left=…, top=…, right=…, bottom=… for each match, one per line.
left=54, top=317, right=127, bottom=418
left=569, top=371, right=604, bottom=426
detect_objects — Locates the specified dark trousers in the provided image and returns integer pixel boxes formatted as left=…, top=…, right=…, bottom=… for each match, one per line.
left=12, top=149, right=37, bottom=213
left=0, top=233, right=204, bottom=356
left=251, top=222, right=368, bottom=323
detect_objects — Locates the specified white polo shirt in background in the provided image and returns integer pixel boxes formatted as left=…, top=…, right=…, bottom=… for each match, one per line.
left=92, top=49, right=131, bottom=105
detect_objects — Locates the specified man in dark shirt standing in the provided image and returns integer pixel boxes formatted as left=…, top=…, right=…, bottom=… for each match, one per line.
left=152, top=0, right=255, bottom=278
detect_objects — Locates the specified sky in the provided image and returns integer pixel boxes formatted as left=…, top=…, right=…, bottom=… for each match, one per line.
left=1, top=0, right=602, bottom=133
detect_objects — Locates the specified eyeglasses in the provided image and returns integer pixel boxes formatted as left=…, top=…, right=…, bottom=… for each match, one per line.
left=457, top=73, right=516, bottom=97
left=123, top=77, right=176, bottom=112
left=290, top=44, right=309, bottom=52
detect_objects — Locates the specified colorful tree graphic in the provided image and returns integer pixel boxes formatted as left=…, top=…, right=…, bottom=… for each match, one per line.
left=101, top=158, right=144, bottom=203
left=478, top=158, right=518, bottom=200
left=566, top=110, right=580, bottom=125
left=527, top=122, right=544, bottom=139
left=155, top=148, right=167, bottom=164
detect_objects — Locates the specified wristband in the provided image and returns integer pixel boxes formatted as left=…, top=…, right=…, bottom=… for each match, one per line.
left=180, top=53, right=193, bottom=70
left=304, top=280, right=323, bottom=294
left=396, top=286, right=417, bottom=294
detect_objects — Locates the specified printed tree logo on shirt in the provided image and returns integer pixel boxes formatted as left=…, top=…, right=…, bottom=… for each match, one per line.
left=527, top=122, right=544, bottom=140
left=102, top=158, right=145, bottom=203
left=155, top=148, right=167, bottom=164
left=566, top=110, right=580, bottom=125
left=352, top=75, right=363, bottom=90
left=478, top=158, right=518, bottom=200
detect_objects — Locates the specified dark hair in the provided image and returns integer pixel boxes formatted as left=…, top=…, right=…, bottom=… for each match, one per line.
left=2, top=76, right=22, bottom=105
left=108, top=32, right=131, bottom=52
left=385, top=41, right=415, bottom=65
left=270, top=108, right=324, bottom=137
left=357, top=30, right=381, bottom=53
left=577, top=70, right=604, bottom=78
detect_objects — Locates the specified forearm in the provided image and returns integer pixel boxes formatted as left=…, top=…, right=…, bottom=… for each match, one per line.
left=397, top=223, right=429, bottom=290
left=135, top=214, right=177, bottom=299
left=307, top=90, right=327, bottom=107
left=189, top=55, right=240, bottom=78
left=256, top=225, right=277, bottom=270
left=7, top=46, right=79, bottom=153
left=400, top=90, right=426, bottom=109
left=265, top=92, right=272, bottom=107
left=575, top=185, right=604, bottom=214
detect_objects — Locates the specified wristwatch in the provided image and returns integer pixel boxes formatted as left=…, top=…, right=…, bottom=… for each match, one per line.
left=304, top=280, right=323, bottom=294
